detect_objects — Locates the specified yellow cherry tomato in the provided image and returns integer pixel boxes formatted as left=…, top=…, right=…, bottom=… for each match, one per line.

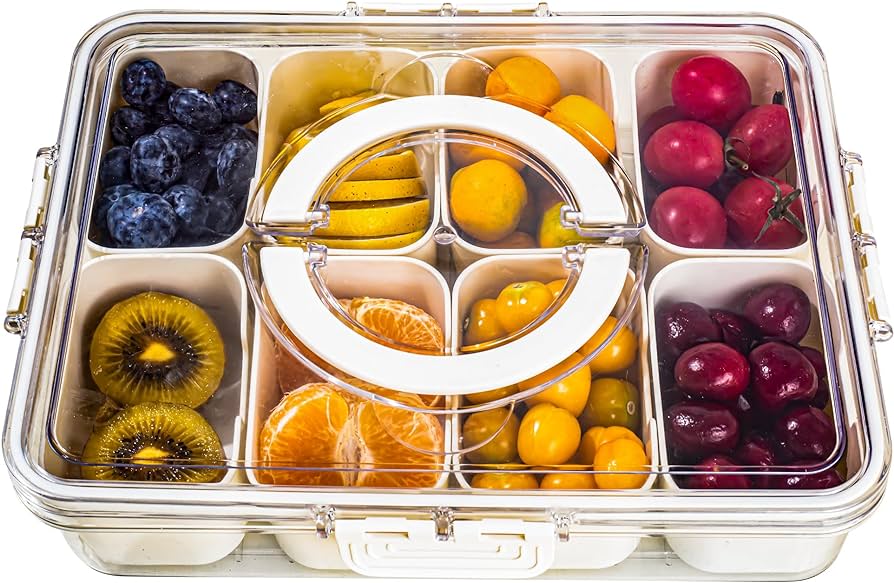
left=517, top=403, right=581, bottom=466
left=521, top=352, right=591, bottom=416
left=471, top=472, right=539, bottom=490
left=464, top=298, right=506, bottom=346
left=575, top=426, right=643, bottom=465
left=540, top=472, right=596, bottom=489
left=546, top=279, right=566, bottom=299
left=593, top=438, right=648, bottom=490
left=579, top=316, right=638, bottom=375
left=462, top=408, right=520, bottom=464
left=579, top=378, right=641, bottom=432
left=495, top=281, right=554, bottom=334
left=465, top=384, right=519, bottom=405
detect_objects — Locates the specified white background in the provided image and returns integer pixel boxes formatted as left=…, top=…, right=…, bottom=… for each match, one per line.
left=0, top=0, right=890, bottom=581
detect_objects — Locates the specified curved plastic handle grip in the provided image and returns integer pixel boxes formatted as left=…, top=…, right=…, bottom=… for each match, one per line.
left=262, top=95, right=626, bottom=226
left=335, top=518, right=555, bottom=579
left=261, top=245, right=630, bottom=395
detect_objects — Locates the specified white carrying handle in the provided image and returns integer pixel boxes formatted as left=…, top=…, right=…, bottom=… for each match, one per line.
left=262, top=95, right=626, bottom=226
left=260, top=245, right=630, bottom=395
left=336, top=518, right=555, bottom=579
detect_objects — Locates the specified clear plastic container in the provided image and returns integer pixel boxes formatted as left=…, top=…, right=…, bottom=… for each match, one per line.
left=2, top=8, right=890, bottom=580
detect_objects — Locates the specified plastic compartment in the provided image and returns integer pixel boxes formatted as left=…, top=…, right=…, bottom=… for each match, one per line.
left=87, top=49, right=261, bottom=258
left=51, top=253, right=250, bottom=566
left=632, top=48, right=809, bottom=267
left=255, top=48, right=439, bottom=262
left=648, top=257, right=856, bottom=575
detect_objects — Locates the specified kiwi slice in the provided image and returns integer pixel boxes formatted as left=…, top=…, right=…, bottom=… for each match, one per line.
left=81, top=402, right=225, bottom=482
left=90, top=291, right=225, bottom=408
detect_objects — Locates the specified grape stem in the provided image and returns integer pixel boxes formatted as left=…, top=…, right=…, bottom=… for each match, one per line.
left=752, top=172, right=805, bottom=243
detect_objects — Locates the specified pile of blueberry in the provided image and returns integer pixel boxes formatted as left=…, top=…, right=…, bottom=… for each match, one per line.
left=94, top=58, right=259, bottom=248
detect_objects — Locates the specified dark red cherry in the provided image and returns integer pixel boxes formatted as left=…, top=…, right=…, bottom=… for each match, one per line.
left=686, top=455, right=750, bottom=489
left=774, top=405, right=836, bottom=461
left=800, top=346, right=830, bottom=408
left=742, top=283, right=811, bottom=344
left=675, top=342, right=750, bottom=402
left=770, top=461, right=843, bottom=489
left=749, top=342, right=818, bottom=413
left=710, top=309, right=758, bottom=354
left=665, top=401, right=740, bottom=462
left=735, top=431, right=777, bottom=488
left=656, top=301, right=721, bottom=360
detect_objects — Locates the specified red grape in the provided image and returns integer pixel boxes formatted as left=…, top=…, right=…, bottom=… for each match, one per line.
left=675, top=342, right=750, bottom=402
left=671, top=55, right=752, bottom=132
left=656, top=301, right=721, bottom=359
left=686, top=455, right=750, bottom=489
left=749, top=342, right=818, bottom=412
left=725, top=176, right=805, bottom=249
left=644, top=121, right=725, bottom=188
left=743, top=283, right=811, bottom=343
left=650, top=186, right=727, bottom=248
left=727, top=103, right=794, bottom=175
left=666, top=401, right=740, bottom=461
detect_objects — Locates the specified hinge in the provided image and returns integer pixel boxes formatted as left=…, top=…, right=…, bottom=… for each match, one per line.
left=551, top=511, right=573, bottom=542
left=341, top=2, right=364, bottom=16
left=312, top=505, right=335, bottom=539
left=431, top=506, right=454, bottom=541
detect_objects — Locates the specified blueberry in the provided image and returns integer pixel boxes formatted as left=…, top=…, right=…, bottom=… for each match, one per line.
left=204, top=197, right=237, bottom=234
left=169, top=88, right=222, bottom=132
left=216, top=139, right=257, bottom=187
left=120, top=59, right=167, bottom=107
left=163, top=184, right=209, bottom=235
left=110, top=107, right=156, bottom=145
left=204, top=123, right=258, bottom=148
left=130, top=135, right=182, bottom=193
left=107, top=192, right=177, bottom=248
left=93, top=184, right=139, bottom=241
left=142, top=81, right=180, bottom=125
left=154, top=124, right=201, bottom=159
left=99, top=146, right=131, bottom=187
left=212, top=80, right=257, bottom=124
left=179, top=154, right=212, bottom=192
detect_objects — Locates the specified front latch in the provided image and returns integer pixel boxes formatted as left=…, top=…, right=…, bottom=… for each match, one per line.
left=432, top=507, right=454, bottom=541
left=551, top=511, right=573, bottom=542
left=312, top=505, right=336, bottom=539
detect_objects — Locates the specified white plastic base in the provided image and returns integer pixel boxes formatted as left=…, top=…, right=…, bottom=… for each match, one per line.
left=666, top=535, right=844, bottom=575
left=71, top=531, right=245, bottom=567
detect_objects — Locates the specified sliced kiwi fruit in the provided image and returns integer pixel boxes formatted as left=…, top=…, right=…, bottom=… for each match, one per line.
left=89, top=291, right=225, bottom=408
left=81, top=402, right=225, bottom=482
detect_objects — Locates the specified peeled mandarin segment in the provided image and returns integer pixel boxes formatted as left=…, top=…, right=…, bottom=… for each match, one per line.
left=319, top=90, right=376, bottom=116
left=309, top=229, right=426, bottom=250
left=538, top=202, right=586, bottom=248
left=545, top=95, right=616, bottom=165
left=348, top=297, right=444, bottom=352
left=520, top=352, right=591, bottom=417
left=464, top=384, right=519, bottom=406
left=580, top=316, right=638, bottom=375
left=449, top=142, right=526, bottom=172
left=485, top=56, right=562, bottom=111
left=463, top=298, right=506, bottom=346
left=346, top=150, right=421, bottom=181
left=449, top=159, right=527, bottom=243
left=471, top=472, right=539, bottom=489
left=517, top=403, right=581, bottom=466
left=314, top=198, right=430, bottom=237
left=258, top=383, right=351, bottom=486
left=328, top=178, right=426, bottom=202
left=494, top=280, right=554, bottom=334
left=540, top=472, right=597, bottom=489
left=593, top=438, right=649, bottom=490
left=357, top=400, right=444, bottom=488
left=476, top=231, right=536, bottom=249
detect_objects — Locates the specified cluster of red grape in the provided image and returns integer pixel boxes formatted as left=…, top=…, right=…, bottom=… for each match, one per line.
left=642, top=56, right=804, bottom=250
left=656, top=283, right=843, bottom=489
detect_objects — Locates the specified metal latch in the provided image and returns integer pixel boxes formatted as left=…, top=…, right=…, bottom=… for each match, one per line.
left=6, top=145, right=56, bottom=336
left=431, top=507, right=454, bottom=541
left=842, top=150, right=892, bottom=342
left=312, top=505, right=336, bottom=539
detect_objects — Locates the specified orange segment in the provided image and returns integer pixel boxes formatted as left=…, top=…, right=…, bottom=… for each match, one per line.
left=346, top=297, right=444, bottom=353
left=258, top=384, right=351, bottom=486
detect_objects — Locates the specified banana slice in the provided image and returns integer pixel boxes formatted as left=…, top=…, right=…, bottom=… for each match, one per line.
left=329, top=177, right=425, bottom=202
left=309, top=229, right=427, bottom=250
left=315, top=198, right=430, bottom=237
left=346, top=150, right=421, bottom=181
left=319, top=90, right=377, bottom=116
